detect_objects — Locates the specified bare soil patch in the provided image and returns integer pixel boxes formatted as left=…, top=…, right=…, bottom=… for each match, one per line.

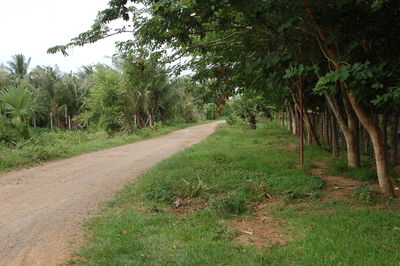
left=283, top=142, right=298, bottom=152
left=231, top=204, right=291, bottom=248
left=310, top=161, right=379, bottom=201
left=232, top=217, right=289, bottom=248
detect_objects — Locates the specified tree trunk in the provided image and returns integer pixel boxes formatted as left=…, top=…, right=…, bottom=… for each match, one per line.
left=325, top=94, right=360, bottom=167
left=327, top=106, right=332, bottom=145
left=299, top=80, right=304, bottom=165
left=324, top=104, right=329, bottom=143
left=347, top=93, right=395, bottom=197
left=287, top=107, right=293, bottom=132
left=331, top=109, right=339, bottom=157
left=342, top=94, right=361, bottom=167
left=392, top=112, right=399, bottom=166
left=290, top=106, right=298, bottom=135
left=249, top=115, right=257, bottom=130
left=361, top=126, right=369, bottom=154
left=64, top=106, right=68, bottom=127
left=290, top=85, right=321, bottom=146
left=133, top=114, right=137, bottom=128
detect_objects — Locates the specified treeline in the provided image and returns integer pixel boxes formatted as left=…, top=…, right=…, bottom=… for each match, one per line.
left=49, top=0, right=400, bottom=197
left=0, top=53, right=225, bottom=147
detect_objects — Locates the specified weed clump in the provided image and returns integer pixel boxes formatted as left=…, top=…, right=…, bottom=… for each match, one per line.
left=144, top=180, right=176, bottom=204
left=353, top=184, right=378, bottom=204
left=182, top=176, right=212, bottom=198
left=280, top=190, right=308, bottom=202
left=225, top=114, right=237, bottom=125
left=210, top=192, right=247, bottom=215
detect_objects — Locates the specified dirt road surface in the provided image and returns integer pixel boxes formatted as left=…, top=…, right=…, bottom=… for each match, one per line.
left=0, top=121, right=224, bottom=266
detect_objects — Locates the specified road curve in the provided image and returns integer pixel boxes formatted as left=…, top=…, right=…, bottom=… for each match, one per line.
left=0, top=121, right=224, bottom=266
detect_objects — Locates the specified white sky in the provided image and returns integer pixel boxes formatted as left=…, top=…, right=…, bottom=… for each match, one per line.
left=0, top=0, right=131, bottom=73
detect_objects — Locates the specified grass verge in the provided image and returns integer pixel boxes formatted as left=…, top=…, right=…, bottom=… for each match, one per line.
left=69, top=122, right=400, bottom=265
left=0, top=121, right=208, bottom=173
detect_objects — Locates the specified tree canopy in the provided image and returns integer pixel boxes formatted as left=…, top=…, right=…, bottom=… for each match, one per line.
left=47, top=0, right=400, bottom=197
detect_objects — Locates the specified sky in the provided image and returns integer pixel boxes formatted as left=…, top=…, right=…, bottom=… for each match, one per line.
left=0, top=0, right=131, bottom=73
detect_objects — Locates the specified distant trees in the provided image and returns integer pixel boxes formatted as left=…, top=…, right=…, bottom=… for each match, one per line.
left=81, top=56, right=199, bottom=134
left=0, top=53, right=204, bottom=145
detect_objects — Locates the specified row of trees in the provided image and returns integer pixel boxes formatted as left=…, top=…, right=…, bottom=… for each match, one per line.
left=1, top=54, right=91, bottom=143
left=0, top=52, right=219, bottom=146
left=49, top=0, right=399, bottom=197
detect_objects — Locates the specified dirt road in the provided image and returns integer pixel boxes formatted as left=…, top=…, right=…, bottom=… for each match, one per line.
left=0, top=121, right=224, bottom=266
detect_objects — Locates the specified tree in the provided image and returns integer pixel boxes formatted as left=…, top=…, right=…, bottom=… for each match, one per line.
left=233, top=94, right=264, bottom=129
left=6, top=54, right=31, bottom=81
left=29, top=66, right=63, bottom=129
left=0, top=86, right=34, bottom=140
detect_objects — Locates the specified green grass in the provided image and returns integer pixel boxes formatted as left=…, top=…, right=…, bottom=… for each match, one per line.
left=68, top=122, right=400, bottom=265
left=326, top=158, right=378, bottom=181
left=265, top=208, right=400, bottom=265
left=0, top=122, right=206, bottom=173
left=299, top=140, right=378, bottom=182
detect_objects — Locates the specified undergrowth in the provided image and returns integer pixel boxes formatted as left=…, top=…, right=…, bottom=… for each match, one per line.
left=327, top=158, right=377, bottom=181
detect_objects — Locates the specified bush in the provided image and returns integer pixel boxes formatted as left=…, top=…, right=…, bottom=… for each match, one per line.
left=181, top=176, right=212, bottom=198
left=210, top=192, right=247, bottom=215
left=353, top=184, right=377, bottom=204
left=220, top=104, right=234, bottom=117
left=144, top=180, right=176, bottom=204
left=225, top=114, right=237, bottom=125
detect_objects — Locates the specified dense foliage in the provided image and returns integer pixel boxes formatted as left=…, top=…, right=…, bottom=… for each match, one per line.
left=0, top=52, right=222, bottom=152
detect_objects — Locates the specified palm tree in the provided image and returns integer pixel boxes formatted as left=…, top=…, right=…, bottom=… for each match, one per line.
left=233, top=94, right=264, bottom=129
left=0, top=86, right=34, bottom=139
left=6, top=54, right=31, bottom=80
left=29, top=66, right=62, bottom=129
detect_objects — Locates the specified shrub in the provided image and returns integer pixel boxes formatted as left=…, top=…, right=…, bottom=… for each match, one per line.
left=144, top=180, right=176, bottom=204
left=210, top=192, right=247, bottom=215
left=353, top=184, right=378, bottom=204
left=225, top=114, right=237, bottom=125
left=182, top=176, right=212, bottom=198
left=220, top=104, right=234, bottom=116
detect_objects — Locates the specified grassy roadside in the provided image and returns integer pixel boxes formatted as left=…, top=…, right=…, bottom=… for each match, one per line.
left=0, top=121, right=208, bottom=173
left=69, top=122, right=400, bottom=265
